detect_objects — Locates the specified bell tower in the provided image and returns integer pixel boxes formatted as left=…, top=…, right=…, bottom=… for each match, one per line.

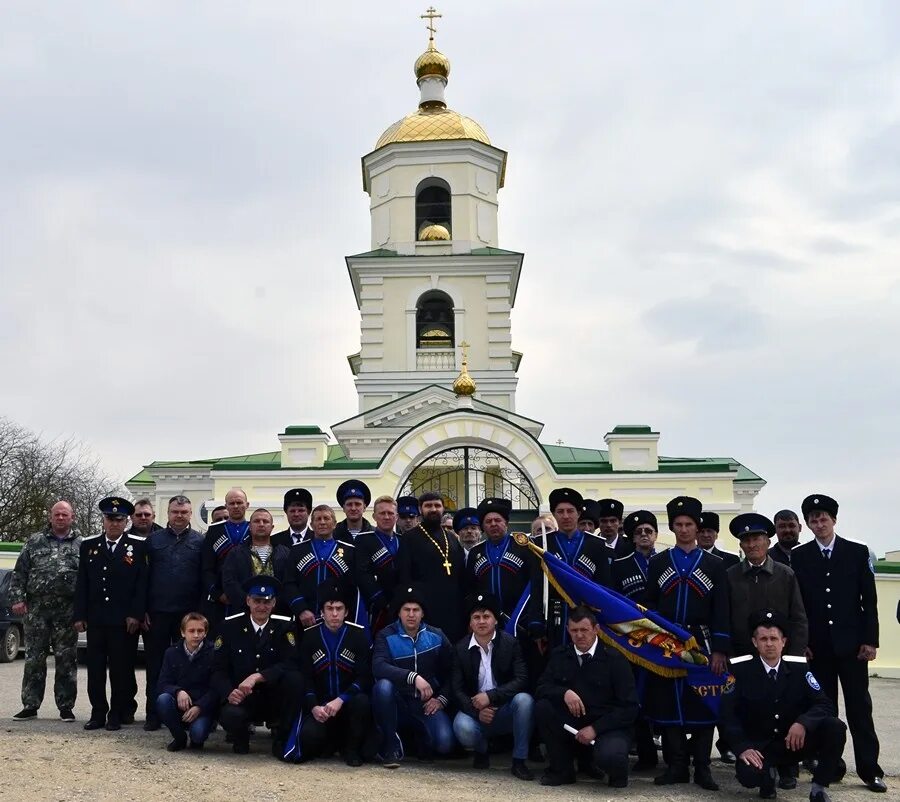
left=345, top=8, right=523, bottom=413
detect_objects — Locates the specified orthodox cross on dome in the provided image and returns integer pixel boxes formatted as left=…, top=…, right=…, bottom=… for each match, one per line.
left=420, top=6, right=442, bottom=47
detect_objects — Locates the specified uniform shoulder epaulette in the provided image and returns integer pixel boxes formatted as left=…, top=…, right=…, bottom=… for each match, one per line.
left=270, top=614, right=291, bottom=621
left=345, top=621, right=364, bottom=629
left=303, top=621, right=322, bottom=631
left=82, top=534, right=101, bottom=542
left=613, top=554, right=633, bottom=563
left=336, top=539, right=356, bottom=548
left=783, top=655, right=807, bottom=663
left=583, top=531, right=604, bottom=540
left=128, top=534, right=146, bottom=541
left=729, top=655, right=753, bottom=664
left=225, top=612, right=246, bottom=621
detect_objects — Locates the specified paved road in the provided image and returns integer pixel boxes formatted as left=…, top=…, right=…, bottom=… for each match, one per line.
left=0, top=657, right=896, bottom=802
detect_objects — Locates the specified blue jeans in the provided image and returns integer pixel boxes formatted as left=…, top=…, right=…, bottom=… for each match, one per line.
left=453, top=692, right=534, bottom=759
left=371, top=678, right=454, bottom=757
left=155, top=693, right=214, bottom=744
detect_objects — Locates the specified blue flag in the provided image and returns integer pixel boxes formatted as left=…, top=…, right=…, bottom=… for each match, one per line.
left=524, top=538, right=734, bottom=718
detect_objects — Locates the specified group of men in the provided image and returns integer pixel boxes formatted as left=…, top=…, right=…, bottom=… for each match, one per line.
left=7, top=482, right=888, bottom=799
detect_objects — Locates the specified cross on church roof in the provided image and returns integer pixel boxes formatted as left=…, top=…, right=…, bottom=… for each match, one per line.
left=420, top=6, right=442, bottom=46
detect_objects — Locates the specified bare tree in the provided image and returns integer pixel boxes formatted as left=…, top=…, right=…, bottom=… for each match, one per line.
left=0, top=417, right=127, bottom=541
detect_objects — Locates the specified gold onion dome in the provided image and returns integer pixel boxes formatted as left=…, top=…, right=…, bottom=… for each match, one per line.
left=414, top=44, right=450, bottom=80
left=375, top=9, right=490, bottom=150
left=453, top=341, right=477, bottom=397
left=453, top=367, right=476, bottom=397
left=418, top=223, right=451, bottom=241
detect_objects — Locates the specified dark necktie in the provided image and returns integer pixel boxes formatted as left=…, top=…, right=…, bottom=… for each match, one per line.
left=768, top=668, right=778, bottom=682
left=579, top=652, right=591, bottom=667
left=822, top=548, right=831, bottom=560
left=107, top=540, right=116, bottom=553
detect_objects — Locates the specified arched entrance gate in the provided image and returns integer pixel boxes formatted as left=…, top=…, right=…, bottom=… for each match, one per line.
left=398, top=446, right=539, bottom=526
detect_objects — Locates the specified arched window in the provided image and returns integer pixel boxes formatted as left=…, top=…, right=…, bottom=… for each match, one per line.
left=416, top=290, right=454, bottom=349
left=415, top=178, right=451, bottom=240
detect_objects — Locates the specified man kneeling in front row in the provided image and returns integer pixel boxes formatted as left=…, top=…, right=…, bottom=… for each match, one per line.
left=535, top=605, right=638, bottom=787
left=451, top=593, right=535, bottom=780
left=720, top=610, right=847, bottom=802
left=210, top=576, right=303, bottom=756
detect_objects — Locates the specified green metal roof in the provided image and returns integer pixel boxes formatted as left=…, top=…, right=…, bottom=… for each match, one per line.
left=347, top=248, right=398, bottom=258
left=281, top=425, right=325, bottom=436
left=609, top=425, right=657, bottom=435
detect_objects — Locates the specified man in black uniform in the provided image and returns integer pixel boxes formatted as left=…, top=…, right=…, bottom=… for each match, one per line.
left=396, top=492, right=465, bottom=643
left=74, top=497, right=148, bottom=731
left=201, top=488, right=249, bottom=629
left=465, top=498, right=544, bottom=641
left=769, top=510, right=802, bottom=567
left=791, top=493, right=886, bottom=793
left=297, top=580, right=371, bottom=765
left=597, top=498, right=633, bottom=557
left=356, top=495, right=402, bottom=635
left=395, top=496, right=420, bottom=534
left=334, top=480, right=374, bottom=541
left=698, top=512, right=740, bottom=569
left=611, top=509, right=659, bottom=771
left=577, top=499, right=599, bottom=534
left=272, top=488, right=312, bottom=549
left=539, top=488, right=613, bottom=647
left=283, top=504, right=360, bottom=630
left=720, top=609, right=847, bottom=802
left=535, top=605, right=638, bottom=787
left=645, top=496, right=730, bottom=790
left=211, top=576, right=303, bottom=756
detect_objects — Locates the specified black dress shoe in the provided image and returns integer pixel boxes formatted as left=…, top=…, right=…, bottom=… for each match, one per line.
left=59, top=708, right=75, bottom=722
left=166, top=737, right=187, bottom=752
left=760, top=787, right=777, bottom=799
left=778, top=776, right=798, bottom=790
left=83, top=719, right=105, bottom=731
left=654, top=768, right=690, bottom=785
left=143, top=716, right=160, bottom=732
left=867, top=778, right=888, bottom=793
left=693, top=767, right=720, bottom=791
left=577, top=760, right=605, bottom=780
left=720, top=750, right=736, bottom=764
left=105, top=715, right=121, bottom=731
left=510, top=760, right=534, bottom=781
left=345, top=752, right=363, bottom=767
left=472, top=752, right=490, bottom=770
left=13, top=708, right=37, bottom=720
left=810, top=791, right=832, bottom=802
left=539, top=771, right=576, bottom=786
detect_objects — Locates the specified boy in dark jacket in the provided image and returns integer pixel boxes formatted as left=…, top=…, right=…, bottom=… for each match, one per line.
left=155, top=612, right=217, bottom=751
left=451, top=593, right=534, bottom=780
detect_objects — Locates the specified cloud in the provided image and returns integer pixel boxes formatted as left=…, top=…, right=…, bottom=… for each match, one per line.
left=1, top=1, right=899, bottom=556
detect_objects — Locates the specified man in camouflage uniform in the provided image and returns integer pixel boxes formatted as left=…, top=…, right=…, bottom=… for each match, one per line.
left=9, top=501, right=82, bottom=720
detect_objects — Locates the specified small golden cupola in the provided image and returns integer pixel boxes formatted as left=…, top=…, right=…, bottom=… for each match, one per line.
left=453, top=341, right=477, bottom=397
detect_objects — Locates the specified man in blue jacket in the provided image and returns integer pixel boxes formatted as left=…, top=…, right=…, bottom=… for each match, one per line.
left=371, top=584, right=454, bottom=768
left=155, top=612, right=217, bottom=751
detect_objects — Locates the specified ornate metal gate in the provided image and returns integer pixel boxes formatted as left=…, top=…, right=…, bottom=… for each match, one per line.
left=397, top=447, right=539, bottom=514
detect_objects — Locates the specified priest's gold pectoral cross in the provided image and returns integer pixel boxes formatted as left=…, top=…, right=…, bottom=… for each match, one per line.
left=443, top=559, right=452, bottom=575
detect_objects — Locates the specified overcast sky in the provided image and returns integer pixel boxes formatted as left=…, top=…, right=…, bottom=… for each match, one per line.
left=2, top=2, right=898, bottom=555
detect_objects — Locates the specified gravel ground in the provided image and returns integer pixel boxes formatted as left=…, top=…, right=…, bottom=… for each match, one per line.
left=0, top=658, right=896, bottom=802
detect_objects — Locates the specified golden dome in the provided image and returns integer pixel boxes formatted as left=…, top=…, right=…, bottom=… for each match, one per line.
left=375, top=106, right=490, bottom=149
left=453, top=368, right=476, bottom=397
left=418, top=223, right=451, bottom=241
left=415, top=45, right=450, bottom=80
